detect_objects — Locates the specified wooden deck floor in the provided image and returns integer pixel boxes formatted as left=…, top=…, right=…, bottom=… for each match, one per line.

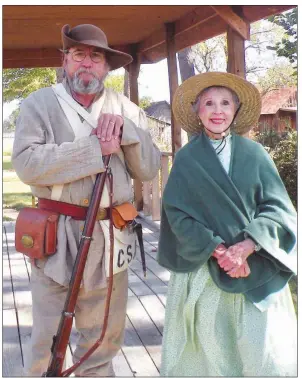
left=3, top=216, right=169, bottom=377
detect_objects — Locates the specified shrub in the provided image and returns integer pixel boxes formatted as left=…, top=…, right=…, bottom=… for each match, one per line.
left=252, top=128, right=286, bottom=150
left=270, top=131, right=297, bottom=208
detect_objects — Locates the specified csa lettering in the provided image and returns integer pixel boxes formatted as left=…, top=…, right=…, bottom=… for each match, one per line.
left=127, top=245, right=132, bottom=263
left=117, top=249, right=125, bottom=268
left=117, top=245, right=133, bottom=268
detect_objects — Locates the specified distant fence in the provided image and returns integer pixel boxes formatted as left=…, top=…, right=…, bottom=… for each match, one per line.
left=141, top=151, right=173, bottom=221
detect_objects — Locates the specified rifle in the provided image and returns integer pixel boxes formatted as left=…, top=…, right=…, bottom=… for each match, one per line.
left=43, top=155, right=114, bottom=377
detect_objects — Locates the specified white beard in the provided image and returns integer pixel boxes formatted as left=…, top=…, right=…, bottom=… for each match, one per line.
left=66, top=68, right=108, bottom=95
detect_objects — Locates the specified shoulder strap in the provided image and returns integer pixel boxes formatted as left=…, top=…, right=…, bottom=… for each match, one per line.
left=52, top=83, right=104, bottom=129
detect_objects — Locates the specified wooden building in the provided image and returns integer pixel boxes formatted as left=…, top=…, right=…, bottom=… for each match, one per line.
left=258, top=87, right=297, bottom=133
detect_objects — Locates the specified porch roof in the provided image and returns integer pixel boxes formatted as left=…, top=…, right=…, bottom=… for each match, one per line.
left=3, top=5, right=293, bottom=69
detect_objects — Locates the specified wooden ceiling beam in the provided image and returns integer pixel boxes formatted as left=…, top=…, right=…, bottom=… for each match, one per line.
left=242, top=5, right=294, bottom=23
left=4, top=57, right=61, bottom=69
left=3, top=48, right=61, bottom=68
left=140, top=14, right=227, bottom=64
left=3, top=45, right=132, bottom=69
left=4, top=47, right=60, bottom=60
left=211, top=6, right=250, bottom=40
left=138, top=6, right=216, bottom=55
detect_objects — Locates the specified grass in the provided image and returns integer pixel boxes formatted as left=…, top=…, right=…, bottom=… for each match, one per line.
left=3, top=155, right=14, bottom=170
left=3, top=193, right=33, bottom=211
left=3, top=155, right=32, bottom=211
left=3, top=216, right=15, bottom=221
left=3, top=160, right=14, bottom=170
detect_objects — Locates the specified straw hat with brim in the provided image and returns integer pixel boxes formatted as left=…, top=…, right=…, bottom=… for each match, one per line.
left=62, top=24, right=133, bottom=71
left=172, top=72, right=261, bottom=135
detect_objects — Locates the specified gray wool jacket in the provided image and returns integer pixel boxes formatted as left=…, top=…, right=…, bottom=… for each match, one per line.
left=12, top=82, right=161, bottom=291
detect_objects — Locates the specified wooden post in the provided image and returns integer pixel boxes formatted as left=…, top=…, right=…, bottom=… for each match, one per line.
left=129, top=44, right=140, bottom=105
left=129, top=44, right=143, bottom=211
left=161, top=153, right=170, bottom=196
left=143, top=181, right=152, bottom=216
left=226, top=7, right=248, bottom=136
left=165, top=23, right=181, bottom=159
left=123, top=69, right=130, bottom=98
left=227, top=26, right=246, bottom=79
left=151, top=172, right=161, bottom=221
left=226, top=6, right=248, bottom=79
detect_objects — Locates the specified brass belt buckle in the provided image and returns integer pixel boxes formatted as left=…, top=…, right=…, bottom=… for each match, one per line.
left=96, top=208, right=107, bottom=221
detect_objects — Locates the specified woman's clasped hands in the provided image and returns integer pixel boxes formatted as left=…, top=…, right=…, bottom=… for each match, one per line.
left=213, top=239, right=256, bottom=278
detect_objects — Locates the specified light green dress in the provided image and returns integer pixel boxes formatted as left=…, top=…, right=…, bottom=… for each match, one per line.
left=160, top=135, right=297, bottom=376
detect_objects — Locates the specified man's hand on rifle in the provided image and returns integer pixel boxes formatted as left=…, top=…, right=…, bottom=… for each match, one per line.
left=91, top=113, right=123, bottom=155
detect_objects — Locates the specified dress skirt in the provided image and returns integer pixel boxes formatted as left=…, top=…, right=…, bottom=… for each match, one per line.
left=160, top=263, right=297, bottom=376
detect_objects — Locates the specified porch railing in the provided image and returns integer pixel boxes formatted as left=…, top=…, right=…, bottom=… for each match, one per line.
left=139, top=152, right=172, bottom=221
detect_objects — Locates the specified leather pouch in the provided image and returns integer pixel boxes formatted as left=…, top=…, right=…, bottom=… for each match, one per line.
left=112, top=203, right=138, bottom=230
left=15, top=207, right=59, bottom=259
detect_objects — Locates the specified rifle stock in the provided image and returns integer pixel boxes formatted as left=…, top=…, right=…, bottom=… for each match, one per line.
left=43, top=155, right=111, bottom=377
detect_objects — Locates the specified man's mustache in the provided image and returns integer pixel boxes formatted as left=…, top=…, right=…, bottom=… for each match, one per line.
left=74, top=68, right=98, bottom=80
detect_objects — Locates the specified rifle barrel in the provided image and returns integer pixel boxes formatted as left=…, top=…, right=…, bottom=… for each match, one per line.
left=43, top=156, right=111, bottom=377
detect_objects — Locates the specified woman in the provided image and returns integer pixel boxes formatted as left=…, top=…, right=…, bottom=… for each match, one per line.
left=157, top=72, right=297, bottom=376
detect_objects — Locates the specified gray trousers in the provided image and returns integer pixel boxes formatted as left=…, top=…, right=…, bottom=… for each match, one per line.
left=25, top=264, right=128, bottom=376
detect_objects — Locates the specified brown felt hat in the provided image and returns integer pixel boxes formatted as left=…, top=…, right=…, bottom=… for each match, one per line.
left=62, top=24, right=133, bottom=71
left=172, top=72, right=261, bottom=135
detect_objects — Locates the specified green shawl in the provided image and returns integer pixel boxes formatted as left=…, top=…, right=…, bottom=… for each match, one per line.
left=157, top=132, right=297, bottom=308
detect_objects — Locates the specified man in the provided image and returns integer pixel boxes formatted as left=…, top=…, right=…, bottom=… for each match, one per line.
left=12, top=24, right=161, bottom=376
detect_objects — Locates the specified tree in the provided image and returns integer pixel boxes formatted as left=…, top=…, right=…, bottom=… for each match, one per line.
left=139, top=96, right=152, bottom=109
left=3, top=119, right=14, bottom=133
left=177, top=47, right=195, bottom=82
left=104, top=73, right=124, bottom=93
left=3, top=108, right=20, bottom=132
left=270, top=131, right=297, bottom=208
left=3, top=68, right=57, bottom=103
left=189, top=35, right=227, bottom=73
left=244, top=19, right=285, bottom=79
left=267, top=8, right=297, bottom=75
left=256, top=63, right=296, bottom=95
left=183, top=18, right=287, bottom=81
left=3, top=69, right=127, bottom=104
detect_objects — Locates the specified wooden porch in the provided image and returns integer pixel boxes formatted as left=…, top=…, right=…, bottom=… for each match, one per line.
left=3, top=216, right=168, bottom=377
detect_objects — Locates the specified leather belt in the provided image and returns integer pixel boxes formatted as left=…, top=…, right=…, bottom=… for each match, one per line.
left=38, top=198, right=109, bottom=221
